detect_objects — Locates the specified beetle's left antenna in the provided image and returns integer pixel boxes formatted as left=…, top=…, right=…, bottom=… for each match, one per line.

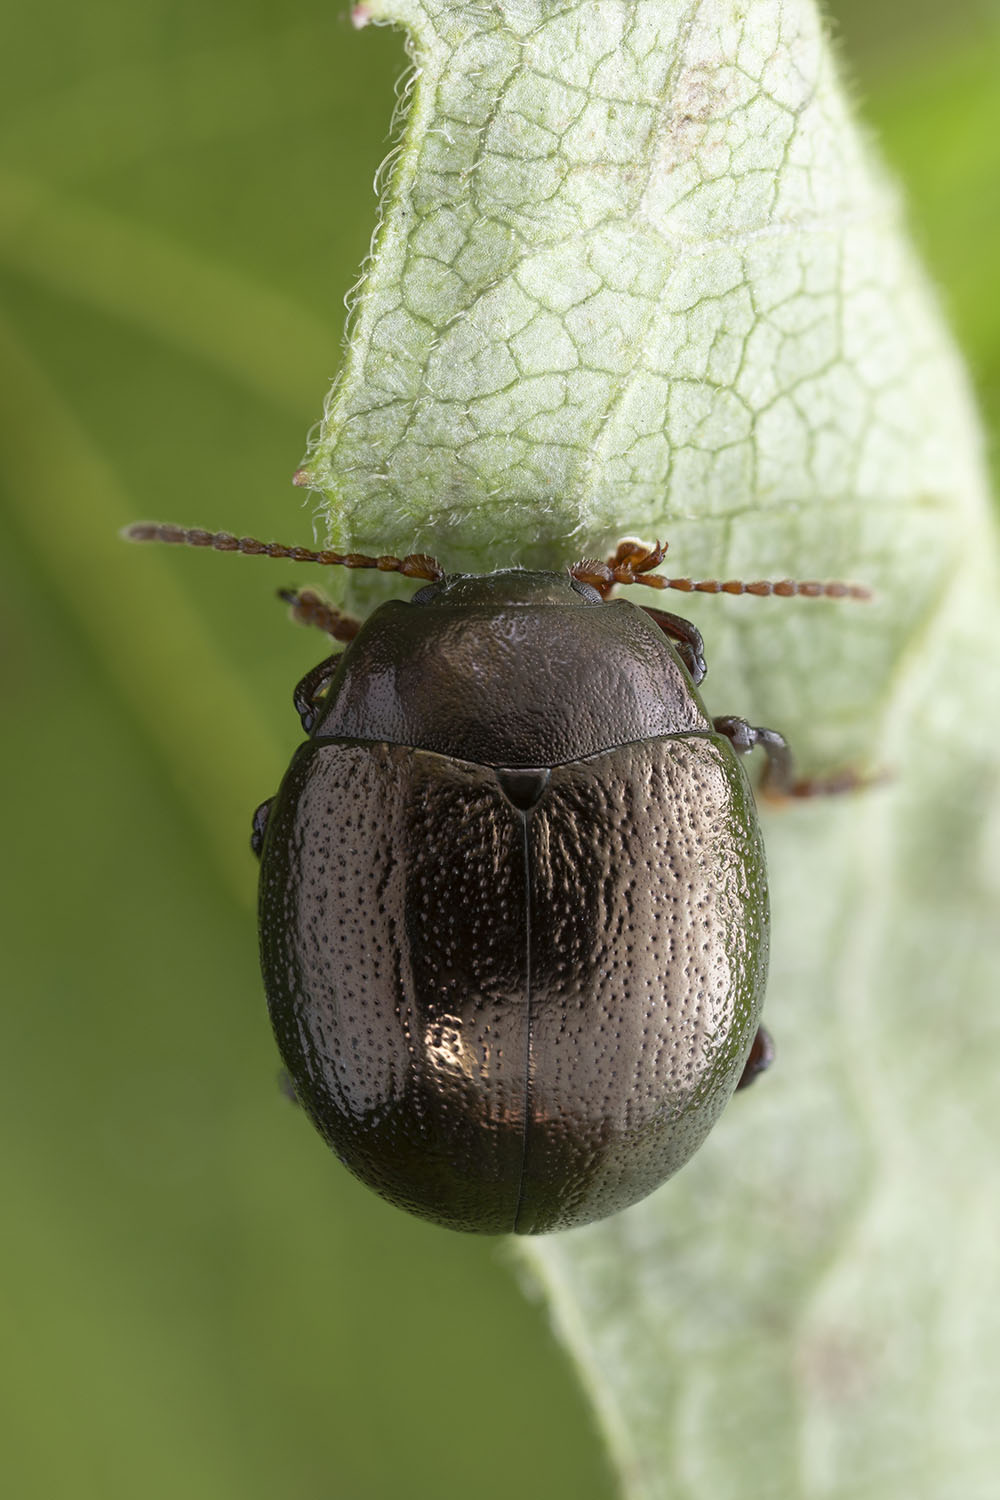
left=122, top=522, right=445, bottom=582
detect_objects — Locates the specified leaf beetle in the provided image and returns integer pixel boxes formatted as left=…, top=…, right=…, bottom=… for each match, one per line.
left=126, top=524, right=868, bottom=1233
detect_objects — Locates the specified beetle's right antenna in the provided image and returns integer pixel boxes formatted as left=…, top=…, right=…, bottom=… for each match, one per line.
left=122, top=522, right=445, bottom=582
left=571, top=539, right=872, bottom=602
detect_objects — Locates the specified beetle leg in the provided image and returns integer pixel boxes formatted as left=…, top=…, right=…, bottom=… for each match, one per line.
left=251, top=798, right=272, bottom=857
left=713, top=716, right=875, bottom=800
left=736, top=1026, right=774, bottom=1089
left=642, top=607, right=707, bottom=685
left=293, top=654, right=342, bottom=733
left=278, top=1069, right=300, bottom=1105
left=713, top=715, right=790, bottom=772
left=279, top=587, right=361, bottom=643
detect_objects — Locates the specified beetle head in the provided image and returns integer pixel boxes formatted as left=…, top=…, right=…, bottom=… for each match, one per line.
left=410, top=569, right=603, bottom=608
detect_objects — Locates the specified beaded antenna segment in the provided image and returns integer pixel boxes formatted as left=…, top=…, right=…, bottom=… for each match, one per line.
left=570, top=539, right=871, bottom=601
left=122, top=522, right=445, bottom=582
left=123, top=524, right=870, bottom=602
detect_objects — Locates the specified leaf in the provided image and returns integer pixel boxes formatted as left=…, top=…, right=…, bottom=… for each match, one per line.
left=309, top=2, right=1000, bottom=1497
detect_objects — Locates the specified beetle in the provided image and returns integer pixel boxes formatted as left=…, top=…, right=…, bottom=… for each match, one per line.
left=125, top=524, right=868, bottom=1233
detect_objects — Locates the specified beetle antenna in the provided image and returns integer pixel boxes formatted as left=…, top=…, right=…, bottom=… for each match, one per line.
left=571, top=539, right=871, bottom=601
left=278, top=587, right=362, bottom=643
left=122, top=522, right=445, bottom=582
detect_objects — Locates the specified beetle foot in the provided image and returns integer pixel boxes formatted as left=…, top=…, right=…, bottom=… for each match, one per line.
left=251, top=798, right=272, bottom=858
left=737, top=1026, right=774, bottom=1089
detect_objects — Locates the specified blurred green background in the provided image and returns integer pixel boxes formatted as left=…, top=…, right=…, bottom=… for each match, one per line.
left=1, top=3, right=997, bottom=1497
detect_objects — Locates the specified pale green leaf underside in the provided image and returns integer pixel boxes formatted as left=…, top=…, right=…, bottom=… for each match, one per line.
left=311, top=0, right=978, bottom=574
left=309, top=3, right=1000, bottom=1498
